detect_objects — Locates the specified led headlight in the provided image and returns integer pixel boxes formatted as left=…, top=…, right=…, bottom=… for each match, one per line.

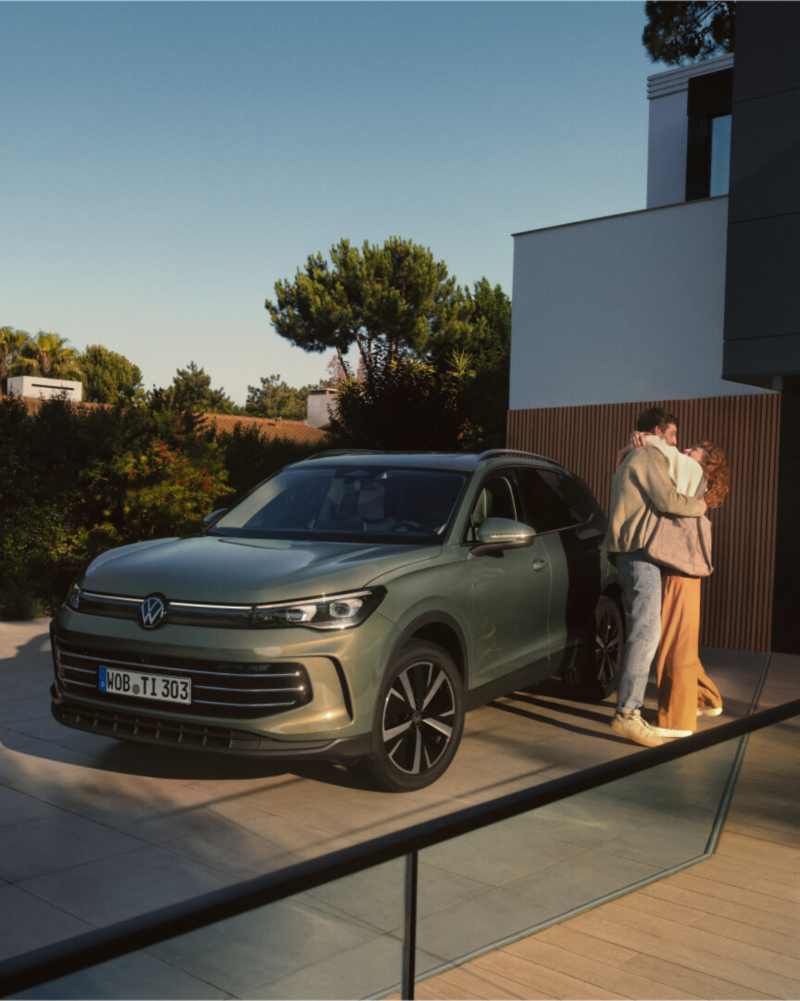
left=66, top=583, right=82, bottom=611
left=249, top=587, right=386, bottom=630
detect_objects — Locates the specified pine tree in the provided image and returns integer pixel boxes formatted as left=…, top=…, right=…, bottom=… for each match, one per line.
left=643, top=1, right=735, bottom=66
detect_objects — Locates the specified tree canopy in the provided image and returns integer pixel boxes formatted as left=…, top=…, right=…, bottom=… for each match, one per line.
left=79, top=344, right=144, bottom=404
left=465, top=278, right=511, bottom=371
left=0, top=326, right=30, bottom=392
left=643, top=1, right=735, bottom=66
left=329, top=278, right=512, bottom=451
left=158, top=362, right=239, bottom=415
left=245, top=374, right=326, bottom=422
left=266, top=237, right=515, bottom=451
left=9, top=331, right=82, bottom=382
left=460, top=279, right=512, bottom=449
left=266, top=236, right=481, bottom=390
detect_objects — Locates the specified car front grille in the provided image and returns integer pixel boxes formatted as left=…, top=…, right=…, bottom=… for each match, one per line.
left=53, top=639, right=312, bottom=720
left=76, top=590, right=252, bottom=628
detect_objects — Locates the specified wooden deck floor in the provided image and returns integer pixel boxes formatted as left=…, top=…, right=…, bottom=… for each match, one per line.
left=402, top=716, right=800, bottom=1001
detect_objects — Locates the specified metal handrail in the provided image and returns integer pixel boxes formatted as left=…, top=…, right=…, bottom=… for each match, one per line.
left=0, top=697, right=797, bottom=999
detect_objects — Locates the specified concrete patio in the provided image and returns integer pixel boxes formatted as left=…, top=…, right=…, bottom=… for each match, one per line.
left=0, top=619, right=793, bottom=999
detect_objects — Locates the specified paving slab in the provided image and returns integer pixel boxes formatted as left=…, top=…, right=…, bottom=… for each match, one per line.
left=14, top=952, right=233, bottom=1001
left=148, top=896, right=379, bottom=996
left=17, top=845, right=239, bottom=926
left=0, top=885, right=93, bottom=964
left=0, top=812, right=146, bottom=882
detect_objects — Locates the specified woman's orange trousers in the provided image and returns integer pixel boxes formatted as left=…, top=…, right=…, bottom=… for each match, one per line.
left=655, top=574, right=722, bottom=732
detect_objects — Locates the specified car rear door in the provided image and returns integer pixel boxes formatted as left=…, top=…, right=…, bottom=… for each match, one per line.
left=517, top=466, right=604, bottom=663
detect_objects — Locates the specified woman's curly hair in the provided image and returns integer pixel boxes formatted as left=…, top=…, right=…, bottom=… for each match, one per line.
left=697, top=441, right=730, bottom=509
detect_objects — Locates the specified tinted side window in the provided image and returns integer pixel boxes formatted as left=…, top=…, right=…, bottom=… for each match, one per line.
left=519, top=468, right=591, bottom=533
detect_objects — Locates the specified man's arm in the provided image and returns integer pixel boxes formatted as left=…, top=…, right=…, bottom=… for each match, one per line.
left=635, top=450, right=707, bottom=517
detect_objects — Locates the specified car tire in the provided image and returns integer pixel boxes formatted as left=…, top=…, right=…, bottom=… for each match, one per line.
left=357, top=640, right=464, bottom=793
left=563, top=595, right=625, bottom=701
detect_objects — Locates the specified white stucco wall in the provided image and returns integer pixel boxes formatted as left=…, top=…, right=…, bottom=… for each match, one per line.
left=509, top=196, right=770, bottom=411
left=646, top=89, right=689, bottom=209
left=7, top=375, right=83, bottom=401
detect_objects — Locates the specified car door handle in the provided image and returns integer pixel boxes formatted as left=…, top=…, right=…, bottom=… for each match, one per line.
left=532, top=559, right=549, bottom=571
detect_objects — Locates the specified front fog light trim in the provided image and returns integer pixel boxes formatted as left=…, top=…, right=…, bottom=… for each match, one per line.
left=249, top=587, right=386, bottom=630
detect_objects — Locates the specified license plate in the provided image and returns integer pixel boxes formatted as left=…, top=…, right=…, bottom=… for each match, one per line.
left=99, top=667, right=192, bottom=704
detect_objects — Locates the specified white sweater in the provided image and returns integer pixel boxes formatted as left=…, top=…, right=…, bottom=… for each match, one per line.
left=642, top=436, right=704, bottom=497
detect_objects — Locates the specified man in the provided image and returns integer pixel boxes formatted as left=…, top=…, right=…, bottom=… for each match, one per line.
left=607, top=407, right=707, bottom=747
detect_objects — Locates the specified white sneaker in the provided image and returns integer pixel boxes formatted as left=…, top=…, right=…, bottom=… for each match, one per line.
left=651, top=726, right=693, bottom=738
left=610, top=711, right=664, bottom=747
left=697, top=706, right=723, bottom=716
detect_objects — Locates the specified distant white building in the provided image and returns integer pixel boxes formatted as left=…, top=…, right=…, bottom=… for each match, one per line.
left=7, top=375, right=83, bottom=402
left=306, top=388, right=337, bottom=428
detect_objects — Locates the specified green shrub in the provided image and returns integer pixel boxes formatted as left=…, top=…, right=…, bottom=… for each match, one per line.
left=79, top=402, right=232, bottom=551
left=0, top=397, right=232, bottom=618
left=0, top=396, right=327, bottom=619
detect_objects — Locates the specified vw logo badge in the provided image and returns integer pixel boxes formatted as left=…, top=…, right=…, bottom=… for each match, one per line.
left=140, top=595, right=167, bottom=630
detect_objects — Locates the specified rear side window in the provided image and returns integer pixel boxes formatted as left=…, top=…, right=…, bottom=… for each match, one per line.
left=518, top=467, right=591, bottom=533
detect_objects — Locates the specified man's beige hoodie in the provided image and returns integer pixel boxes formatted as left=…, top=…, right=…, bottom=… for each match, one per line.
left=606, top=446, right=705, bottom=554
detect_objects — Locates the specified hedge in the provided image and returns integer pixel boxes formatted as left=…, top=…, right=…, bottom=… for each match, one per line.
left=0, top=396, right=320, bottom=619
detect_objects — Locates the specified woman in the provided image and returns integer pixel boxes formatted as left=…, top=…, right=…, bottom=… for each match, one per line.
left=653, top=440, right=730, bottom=736
left=618, top=435, right=731, bottom=737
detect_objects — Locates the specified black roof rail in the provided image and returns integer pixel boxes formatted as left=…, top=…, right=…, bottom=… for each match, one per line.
left=306, top=449, right=386, bottom=460
left=477, top=448, right=564, bottom=467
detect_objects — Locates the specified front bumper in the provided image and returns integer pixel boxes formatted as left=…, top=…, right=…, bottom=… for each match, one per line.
left=50, top=686, right=372, bottom=761
left=49, top=603, right=393, bottom=750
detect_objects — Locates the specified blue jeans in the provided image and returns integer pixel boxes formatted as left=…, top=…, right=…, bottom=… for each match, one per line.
left=615, top=552, right=663, bottom=713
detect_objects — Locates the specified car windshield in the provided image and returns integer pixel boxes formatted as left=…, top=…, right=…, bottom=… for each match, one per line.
left=209, top=465, right=468, bottom=544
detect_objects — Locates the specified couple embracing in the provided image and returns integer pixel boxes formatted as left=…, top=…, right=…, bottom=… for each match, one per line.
left=606, top=407, right=730, bottom=748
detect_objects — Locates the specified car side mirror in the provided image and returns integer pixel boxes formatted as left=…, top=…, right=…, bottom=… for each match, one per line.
left=472, top=517, right=535, bottom=555
left=203, top=508, right=228, bottom=526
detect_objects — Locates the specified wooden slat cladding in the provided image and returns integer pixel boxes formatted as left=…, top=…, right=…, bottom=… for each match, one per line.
left=507, top=395, right=781, bottom=652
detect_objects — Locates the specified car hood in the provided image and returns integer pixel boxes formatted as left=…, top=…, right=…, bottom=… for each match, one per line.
left=80, top=535, right=440, bottom=604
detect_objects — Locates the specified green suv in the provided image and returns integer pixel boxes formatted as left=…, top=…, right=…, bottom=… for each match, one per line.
left=51, top=449, right=624, bottom=791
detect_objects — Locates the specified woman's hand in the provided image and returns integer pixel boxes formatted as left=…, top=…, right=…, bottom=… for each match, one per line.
left=629, top=431, right=647, bottom=448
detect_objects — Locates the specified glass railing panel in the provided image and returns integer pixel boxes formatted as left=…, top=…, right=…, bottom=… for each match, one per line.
left=15, top=862, right=407, bottom=1001
left=11, top=709, right=798, bottom=1001
left=413, top=735, right=742, bottom=980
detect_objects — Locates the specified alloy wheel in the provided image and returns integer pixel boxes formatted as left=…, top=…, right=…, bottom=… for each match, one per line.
left=381, top=660, right=456, bottom=775
left=595, top=607, right=622, bottom=687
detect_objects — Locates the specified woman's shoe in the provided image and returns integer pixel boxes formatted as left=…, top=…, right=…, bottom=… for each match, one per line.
left=652, top=726, right=693, bottom=738
left=697, top=706, right=723, bottom=716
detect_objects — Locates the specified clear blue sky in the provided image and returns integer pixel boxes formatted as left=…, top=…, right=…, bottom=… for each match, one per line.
left=3, top=2, right=656, bottom=406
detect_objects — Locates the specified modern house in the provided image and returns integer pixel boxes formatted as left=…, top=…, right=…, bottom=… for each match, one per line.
left=507, top=3, right=799, bottom=654
left=7, top=375, right=83, bottom=402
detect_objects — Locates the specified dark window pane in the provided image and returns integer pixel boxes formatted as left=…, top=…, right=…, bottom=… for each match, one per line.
left=519, top=468, right=589, bottom=533
left=709, top=114, right=731, bottom=197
